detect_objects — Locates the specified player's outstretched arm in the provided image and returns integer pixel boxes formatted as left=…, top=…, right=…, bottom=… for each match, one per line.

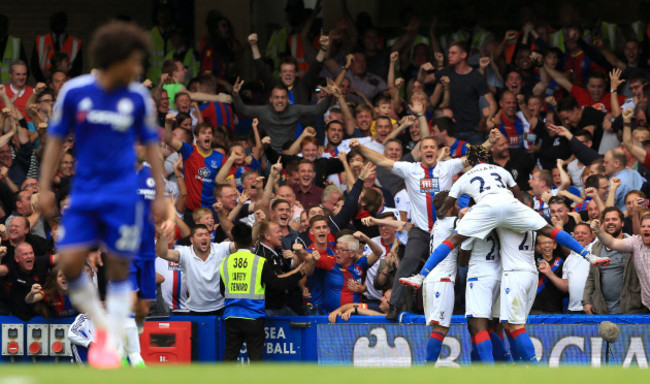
left=349, top=139, right=394, bottom=171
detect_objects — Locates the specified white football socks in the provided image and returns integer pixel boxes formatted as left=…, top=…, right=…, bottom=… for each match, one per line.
left=68, top=272, right=108, bottom=330
left=106, top=279, right=133, bottom=351
left=124, top=316, right=145, bottom=366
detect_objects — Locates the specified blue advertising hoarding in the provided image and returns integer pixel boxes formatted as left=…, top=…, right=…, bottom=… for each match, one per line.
left=316, top=323, right=650, bottom=367
left=2, top=315, right=649, bottom=366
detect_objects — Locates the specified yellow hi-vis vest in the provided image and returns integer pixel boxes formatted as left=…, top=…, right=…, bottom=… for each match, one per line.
left=220, top=250, right=266, bottom=320
left=600, top=22, right=623, bottom=52
left=148, top=26, right=166, bottom=82
left=630, top=21, right=645, bottom=42
left=266, top=27, right=289, bottom=77
left=1, top=37, right=20, bottom=84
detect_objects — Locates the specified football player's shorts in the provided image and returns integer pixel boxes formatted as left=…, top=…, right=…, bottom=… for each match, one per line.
left=58, top=196, right=142, bottom=258
left=499, top=270, right=537, bottom=325
left=455, top=194, right=547, bottom=240
left=129, top=258, right=157, bottom=300
left=423, top=279, right=455, bottom=328
left=465, top=277, right=500, bottom=319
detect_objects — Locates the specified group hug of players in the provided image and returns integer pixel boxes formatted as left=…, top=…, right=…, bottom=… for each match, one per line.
left=393, top=143, right=610, bottom=364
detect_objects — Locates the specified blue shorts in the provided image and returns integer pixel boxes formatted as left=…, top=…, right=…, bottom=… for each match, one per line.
left=57, top=197, right=142, bottom=258
left=130, top=258, right=157, bottom=300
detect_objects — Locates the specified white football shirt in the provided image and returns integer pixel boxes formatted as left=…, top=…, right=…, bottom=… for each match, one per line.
left=392, top=158, right=464, bottom=231
left=462, top=230, right=502, bottom=280
left=497, top=228, right=537, bottom=273
left=449, top=163, right=516, bottom=203
left=426, top=216, right=458, bottom=282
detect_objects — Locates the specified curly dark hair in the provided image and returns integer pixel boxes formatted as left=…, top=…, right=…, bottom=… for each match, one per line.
left=89, top=20, right=150, bottom=70
left=466, top=145, right=492, bottom=166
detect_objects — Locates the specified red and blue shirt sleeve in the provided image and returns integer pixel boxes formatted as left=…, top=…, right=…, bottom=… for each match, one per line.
left=315, top=253, right=337, bottom=271
left=179, top=141, right=194, bottom=160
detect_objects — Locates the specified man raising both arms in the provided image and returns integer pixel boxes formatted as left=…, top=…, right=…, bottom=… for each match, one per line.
left=39, top=21, right=168, bottom=369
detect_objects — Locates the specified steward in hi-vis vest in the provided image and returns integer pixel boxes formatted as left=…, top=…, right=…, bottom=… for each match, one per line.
left=220, top=223, right=306, bottom=362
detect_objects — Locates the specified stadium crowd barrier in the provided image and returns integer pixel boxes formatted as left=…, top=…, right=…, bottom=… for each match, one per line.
left=1, top=314, right=648, bottom=366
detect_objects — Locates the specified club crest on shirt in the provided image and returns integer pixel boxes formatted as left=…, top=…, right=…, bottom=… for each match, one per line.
left=198, top=167, right=210, bottom=177
left=420, top=177, right=439, bottom=193
left=168, top=261, right=182, bottom=271
left=117, top=98, right=134, bottom=115
left=211, top=160, right=219, bottom=168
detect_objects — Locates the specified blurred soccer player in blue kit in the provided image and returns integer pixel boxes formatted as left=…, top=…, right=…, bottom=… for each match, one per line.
left=39, top=21, right=168, bottom=369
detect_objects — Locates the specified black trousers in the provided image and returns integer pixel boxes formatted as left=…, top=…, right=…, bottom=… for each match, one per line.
left=188, top=308, right=224, bottom=316
left=223, top=317, right=265, bottom=361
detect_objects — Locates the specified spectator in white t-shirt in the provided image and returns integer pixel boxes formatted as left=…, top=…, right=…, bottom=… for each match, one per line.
left=156, top=224, right=236, bottom=315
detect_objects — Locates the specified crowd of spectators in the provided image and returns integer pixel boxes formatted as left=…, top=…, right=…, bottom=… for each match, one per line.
left=1, top=0, right=650, bottom=322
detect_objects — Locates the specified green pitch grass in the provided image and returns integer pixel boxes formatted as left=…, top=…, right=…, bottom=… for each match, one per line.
left=0, top=364, right=646, bottom=384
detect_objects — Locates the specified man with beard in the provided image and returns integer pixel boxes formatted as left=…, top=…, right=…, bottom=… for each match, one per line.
left=322, top=120, right=345, bottom=155
left=156, top=224, right=236, bottom=316
left=584, top=208, right=645, bottom=314
left=232, top=81, right=331, bottom=153
left=489, top=134, right=535, bottom=191
left=591, top=211, right=650, bottom=312
left=320, top=120, right=347, bottom=190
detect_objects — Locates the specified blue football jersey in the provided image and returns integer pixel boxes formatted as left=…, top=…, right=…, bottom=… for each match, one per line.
left=49, top=74, right=158, bottom=200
